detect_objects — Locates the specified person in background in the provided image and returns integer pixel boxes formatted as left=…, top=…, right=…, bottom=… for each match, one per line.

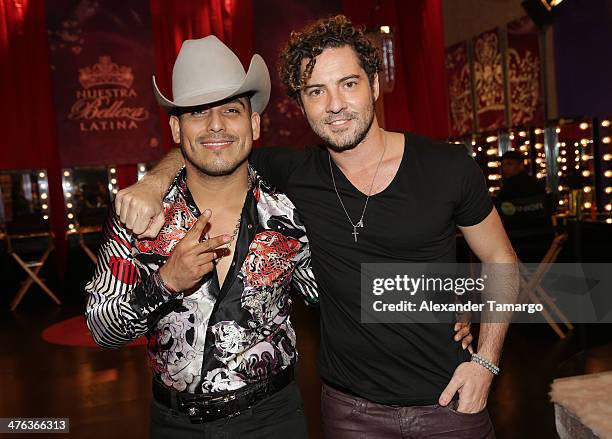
left=498, top=150, right=546, bottom=202
left=496, top=150, right=553, bottom=261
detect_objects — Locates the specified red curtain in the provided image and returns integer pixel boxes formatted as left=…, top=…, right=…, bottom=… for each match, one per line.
left=150, top=0, right=254, bottom=151
left=341, top=0, right=449, bottom=139
left=0, top=0, right=254, bottom=276
left=0, top=0, right=66, bottom=268
left=116, top=165, right=138, bottom=190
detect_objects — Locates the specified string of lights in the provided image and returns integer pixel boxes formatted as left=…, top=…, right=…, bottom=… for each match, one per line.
left=450, top=116, right=612, bottom=224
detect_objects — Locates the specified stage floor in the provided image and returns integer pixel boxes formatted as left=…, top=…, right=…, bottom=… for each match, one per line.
left=1, top=271, right=612, bottom=438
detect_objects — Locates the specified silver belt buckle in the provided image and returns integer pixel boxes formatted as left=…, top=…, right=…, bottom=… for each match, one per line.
left=183, top=394, right=239, bottom=424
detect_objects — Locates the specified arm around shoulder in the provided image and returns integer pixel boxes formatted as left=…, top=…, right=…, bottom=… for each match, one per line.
left=115, top=147, right=184, bottom=238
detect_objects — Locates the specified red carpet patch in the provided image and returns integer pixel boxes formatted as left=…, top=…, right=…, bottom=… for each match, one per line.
left=42, top=315, right=146, bottom=348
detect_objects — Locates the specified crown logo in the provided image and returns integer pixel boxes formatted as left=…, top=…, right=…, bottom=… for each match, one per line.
left=79, top=56, right=134, bottom=89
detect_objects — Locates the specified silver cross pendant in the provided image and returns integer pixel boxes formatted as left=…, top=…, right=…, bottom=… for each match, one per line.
left=352, top=220, right=364, bottom=242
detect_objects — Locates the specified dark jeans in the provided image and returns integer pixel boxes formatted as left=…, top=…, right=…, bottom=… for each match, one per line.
left=321, top=382, right=495, bottom=439
left=150, top=381, right=308, bottom=439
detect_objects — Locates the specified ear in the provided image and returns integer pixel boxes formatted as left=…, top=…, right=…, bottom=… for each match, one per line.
left=169, top=115, right=181, bottom=144
left=372, top=73, right=380, bottom=102
left=251, top=111, right=261, bottom=141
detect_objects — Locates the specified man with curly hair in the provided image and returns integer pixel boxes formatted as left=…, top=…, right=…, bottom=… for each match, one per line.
left=115, top=15, right=516, bottom=438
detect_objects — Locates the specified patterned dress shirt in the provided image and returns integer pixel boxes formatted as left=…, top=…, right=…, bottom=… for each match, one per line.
left=85, top=166, right=318, bottom=394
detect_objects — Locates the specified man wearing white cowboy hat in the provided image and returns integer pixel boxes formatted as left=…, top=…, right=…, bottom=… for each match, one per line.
left=85, top=35, right=317, bottom=439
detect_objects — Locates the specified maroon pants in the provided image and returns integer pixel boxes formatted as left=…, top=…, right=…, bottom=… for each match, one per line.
left=321, top=383, right=495, bottom=439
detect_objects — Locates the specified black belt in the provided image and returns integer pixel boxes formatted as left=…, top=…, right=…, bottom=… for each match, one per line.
left=152, top=367, right=294, bottom=423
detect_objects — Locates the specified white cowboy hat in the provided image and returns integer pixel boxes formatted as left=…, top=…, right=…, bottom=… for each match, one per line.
left=153, top=35, right=270, bottom=114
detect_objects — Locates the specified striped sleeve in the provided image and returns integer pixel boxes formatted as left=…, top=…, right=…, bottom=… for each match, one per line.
left=292, top=236, right=319, bottom=307
left=84, top=213, right=177, bottom=349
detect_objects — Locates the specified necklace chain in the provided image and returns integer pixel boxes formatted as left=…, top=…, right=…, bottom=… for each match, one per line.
left=328, top=129, right=387, bottom=243
left=208, top=175, right=252, bottom=265
left=226, top=174, right=253, bottom=246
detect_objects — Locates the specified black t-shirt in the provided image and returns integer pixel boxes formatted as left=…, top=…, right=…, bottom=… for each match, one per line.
left=497, top=171, right=546, bottom=202
left=250, top=132, right=493, bottom=405
left=496, top=172, right=553, bottom=236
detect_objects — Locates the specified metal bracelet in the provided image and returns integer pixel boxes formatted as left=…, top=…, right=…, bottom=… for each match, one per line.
left=153, top=270, right=178, bottom=296
left=471, top=353, right=500, bottom=376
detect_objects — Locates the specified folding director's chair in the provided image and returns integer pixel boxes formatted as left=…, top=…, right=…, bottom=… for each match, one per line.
left=517, top=232, right=574, bottom=339
left=0, top=169, right=61, bottom=311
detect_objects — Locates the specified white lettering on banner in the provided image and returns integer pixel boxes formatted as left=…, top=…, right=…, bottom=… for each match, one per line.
left=68, top=56, right=150, bottom=132
left=79, top=120, right=139, bottom=131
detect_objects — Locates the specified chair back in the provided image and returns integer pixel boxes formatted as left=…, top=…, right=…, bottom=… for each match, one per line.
left=0, top=169, right=53, bottom=255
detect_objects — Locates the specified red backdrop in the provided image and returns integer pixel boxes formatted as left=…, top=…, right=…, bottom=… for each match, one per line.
left=151, top=0, right=254, bottom=152
left=446, top=41, right=475, bottom=137
left=0, top=0, right=65, bottom=264
left=507, top=16, right=544, bottom=127
left=473, top=29, right=507, bottom=131
left=342, top=0, right=449, bottom=139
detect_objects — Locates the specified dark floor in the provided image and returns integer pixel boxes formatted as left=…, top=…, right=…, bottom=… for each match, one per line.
left=1, top=246, right=612, bottom=439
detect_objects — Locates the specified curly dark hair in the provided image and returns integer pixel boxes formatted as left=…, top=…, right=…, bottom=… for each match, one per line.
left=278, top=15, right=381, bottom=104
